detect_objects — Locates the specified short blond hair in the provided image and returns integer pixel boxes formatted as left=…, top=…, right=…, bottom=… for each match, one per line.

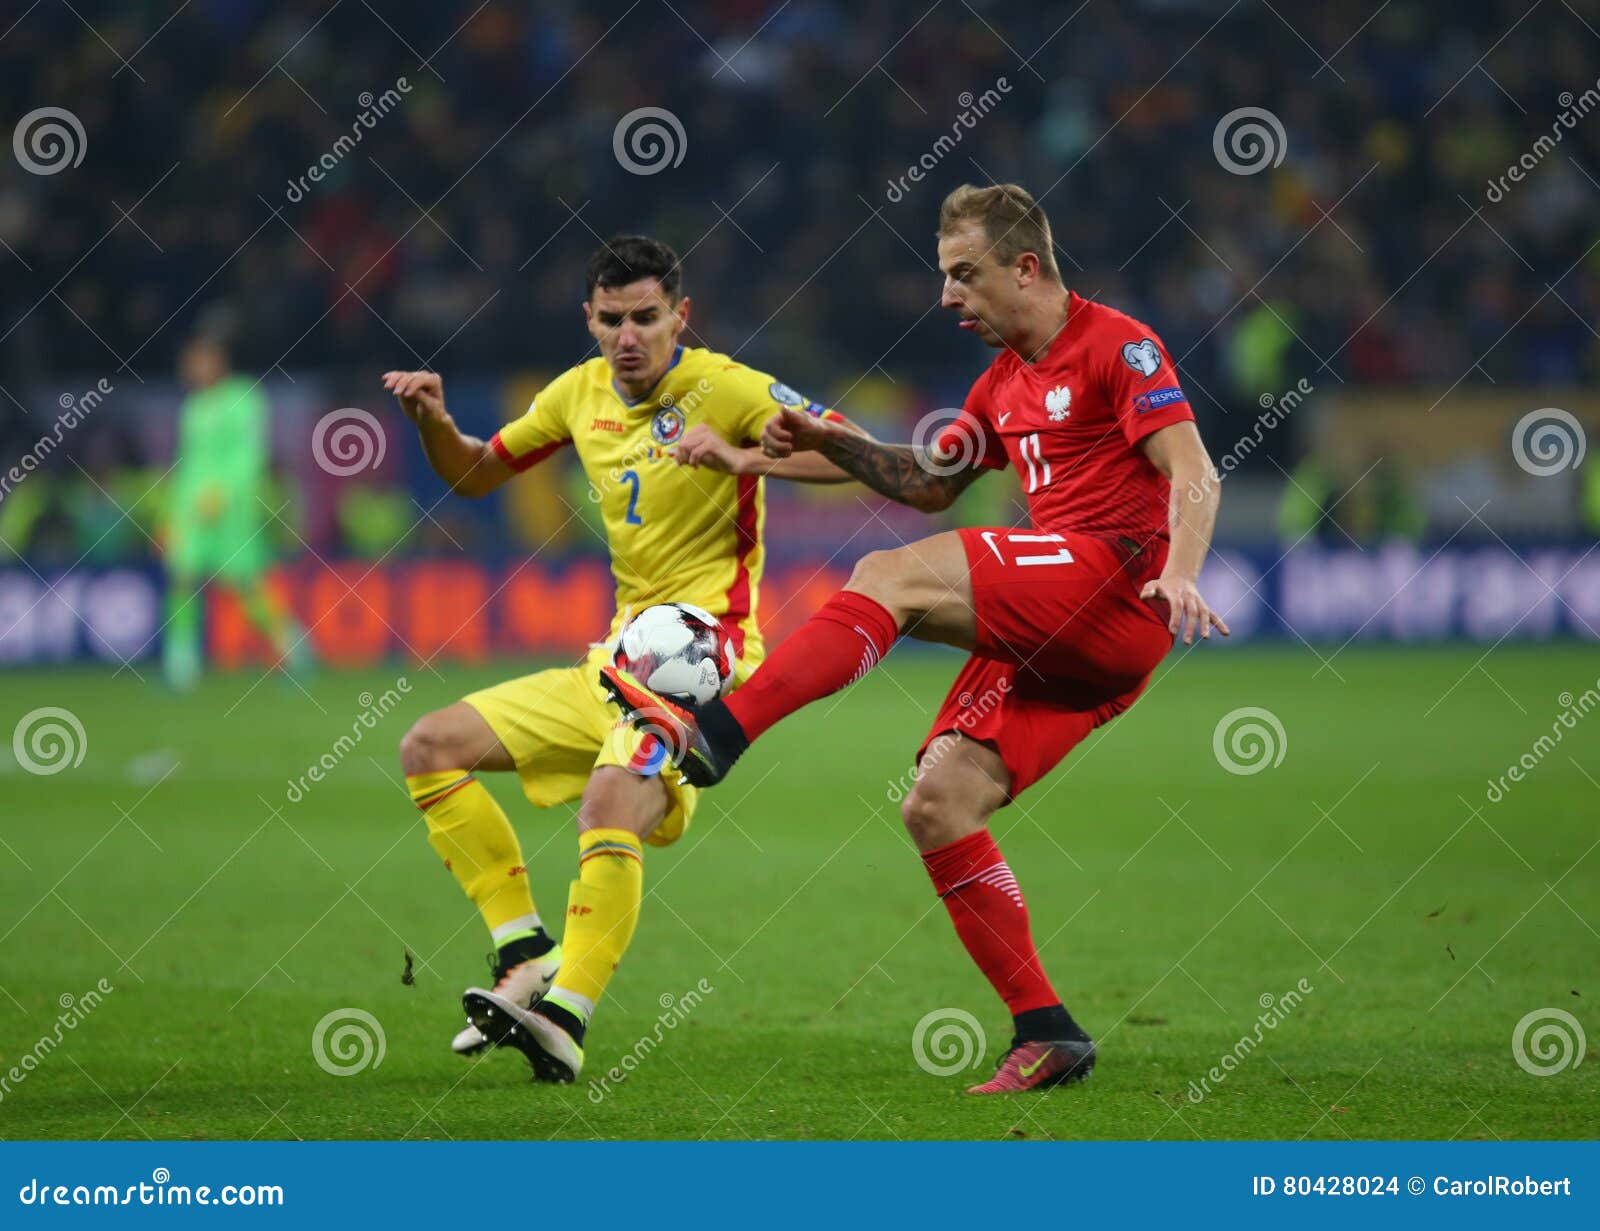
left=938, top=183, right=1060, bottom=282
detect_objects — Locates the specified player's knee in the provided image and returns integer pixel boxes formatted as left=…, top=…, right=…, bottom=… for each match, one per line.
left=846, top=549, right=904, bottom=599
left=901, top=778, right=974, bottom=850
left=900, top=736, right=1005, bottom=851
left=399, top=712, right=459, bottom=776
left=846, top=548, right=921, bottom=615
left=578, top=767, right=667, bottom=839
left=901, top=744, right=963, bottom=847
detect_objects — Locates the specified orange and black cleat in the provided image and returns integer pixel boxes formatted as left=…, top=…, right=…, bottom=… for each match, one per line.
left=598, top=664, right=741, bottom=787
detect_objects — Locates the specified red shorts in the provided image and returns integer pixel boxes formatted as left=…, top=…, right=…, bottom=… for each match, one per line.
left=917, top=528, right=1174, bottom=799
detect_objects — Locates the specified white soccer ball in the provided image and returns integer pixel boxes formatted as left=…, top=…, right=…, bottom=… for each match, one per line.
left=613, top=602, right=735, bottom=706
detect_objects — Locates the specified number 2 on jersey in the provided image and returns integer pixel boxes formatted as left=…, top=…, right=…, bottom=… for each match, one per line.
left=621, top=469, right=643, bottom=524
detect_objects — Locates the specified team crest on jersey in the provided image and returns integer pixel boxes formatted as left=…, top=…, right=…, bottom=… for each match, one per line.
left=1044, top=385, right=1072, bottom=420
left=768, top=381, right=806, bottom=407
left=1121, top=338, right=1163, bottom=378
left=651, top=405, right=686, bottom=445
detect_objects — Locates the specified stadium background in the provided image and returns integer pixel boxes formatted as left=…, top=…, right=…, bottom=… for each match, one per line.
left=2, top=0, right=1597, bottom=665
left=1, top=0, right=1597, bottom=1144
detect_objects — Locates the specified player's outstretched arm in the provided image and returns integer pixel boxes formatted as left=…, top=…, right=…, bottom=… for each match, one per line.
left=760, top=407, right=982, bottom=512
left=674, top=422, right=856, bottom=484
left=1139, top=420, right=1230, bottom=645
left=381, top=370, right=513, bottom=498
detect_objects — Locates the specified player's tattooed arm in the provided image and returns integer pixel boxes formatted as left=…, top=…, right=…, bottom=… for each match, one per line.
left=762, top=408, right=982, bottom=512
left=815, top=432, right=984, bottom=512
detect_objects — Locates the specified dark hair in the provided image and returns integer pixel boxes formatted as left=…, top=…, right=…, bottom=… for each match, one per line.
left=189, top=301, right=239, bottom=356
left=585, top=235, right=683, bottom=300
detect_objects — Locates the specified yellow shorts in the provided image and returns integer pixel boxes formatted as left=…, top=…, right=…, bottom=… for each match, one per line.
left=463, top=644, right=698, bottom=847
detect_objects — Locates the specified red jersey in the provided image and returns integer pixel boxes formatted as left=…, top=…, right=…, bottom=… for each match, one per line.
left=937, top=291, right=1195, bottom=542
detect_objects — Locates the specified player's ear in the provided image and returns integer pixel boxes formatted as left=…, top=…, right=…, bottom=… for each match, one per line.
left=1015, top=251, right=1040, bottom=289
left=674, top=294, right=691, bottom=332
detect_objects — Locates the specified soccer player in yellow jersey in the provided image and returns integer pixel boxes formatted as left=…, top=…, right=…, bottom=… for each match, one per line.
left=382, top=236, right=852, bottom=1082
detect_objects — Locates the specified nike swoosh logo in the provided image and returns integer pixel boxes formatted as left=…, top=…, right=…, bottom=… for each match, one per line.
left=979, top=530, right=1005, bottom=563
left=997, top=411, right=1012, bottom=425
left=1019, top=1048, right=1054, bottom=1079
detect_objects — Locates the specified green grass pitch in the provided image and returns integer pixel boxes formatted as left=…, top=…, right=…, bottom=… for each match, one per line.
left=1, top=645, right=1595, bottom=1140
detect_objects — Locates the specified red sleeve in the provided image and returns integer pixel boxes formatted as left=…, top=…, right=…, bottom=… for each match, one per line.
left=489, top=431, right=567, bottom=473
left=931, top=371, right=1008, bottom=471
left=1100, top=329, right=1195, bottom=446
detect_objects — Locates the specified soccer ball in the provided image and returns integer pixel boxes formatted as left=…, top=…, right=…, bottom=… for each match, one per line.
left=613, top=602, right=735, bottom=707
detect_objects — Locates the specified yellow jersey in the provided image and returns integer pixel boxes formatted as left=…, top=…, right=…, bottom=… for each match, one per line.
left=489, top=345, right=841, bottom=666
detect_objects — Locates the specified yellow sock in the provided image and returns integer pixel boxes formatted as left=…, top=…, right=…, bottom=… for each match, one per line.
left=544, top=827, right=643, bottom=1020
left=408, top=771, right=538, bottom=939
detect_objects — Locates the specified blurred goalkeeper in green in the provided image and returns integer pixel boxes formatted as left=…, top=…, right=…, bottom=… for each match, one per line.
left=162, top=321, right=310, bottom=690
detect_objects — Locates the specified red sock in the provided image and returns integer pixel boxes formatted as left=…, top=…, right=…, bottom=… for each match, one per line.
left=922, top=829, right=1060, bottom=1016
left=724, top=590, right=898, bottom=742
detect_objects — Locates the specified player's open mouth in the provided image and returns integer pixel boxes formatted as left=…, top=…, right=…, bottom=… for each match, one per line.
left=958, top=317, right=981, bottom=332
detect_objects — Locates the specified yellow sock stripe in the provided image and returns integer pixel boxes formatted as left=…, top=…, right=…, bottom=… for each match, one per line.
left=579, top=841, right=643, bottom=865
left=405, top=769, right=460, bottom=795
left=410, top=774, right=477, bottom=810
left=578, top=828, right=643, bottom=851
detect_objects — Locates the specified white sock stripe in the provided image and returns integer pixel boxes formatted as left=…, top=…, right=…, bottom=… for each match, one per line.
left=846, top=626, right=881, bottom=685
left=973, top=863, right=1024, bottom=905
left=544, top=985, right=595, bottom=1022
left=491, top=912, right=545, bottom=944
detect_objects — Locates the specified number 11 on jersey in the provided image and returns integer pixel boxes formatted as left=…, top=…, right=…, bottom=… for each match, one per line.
left=978, top=529, right=1075, bottom=567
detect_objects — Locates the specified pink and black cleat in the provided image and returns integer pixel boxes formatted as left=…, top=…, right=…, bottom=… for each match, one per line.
left=967, top=1037, right=1096, bottom=1094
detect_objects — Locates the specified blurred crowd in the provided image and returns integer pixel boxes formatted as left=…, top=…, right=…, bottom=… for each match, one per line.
left=3, top=0, right=1595, bottom=399
left=2, top=0, right=1597, bottom=566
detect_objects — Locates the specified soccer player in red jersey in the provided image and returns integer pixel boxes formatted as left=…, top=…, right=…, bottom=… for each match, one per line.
left=603, top=184, right=1228, bottom=1093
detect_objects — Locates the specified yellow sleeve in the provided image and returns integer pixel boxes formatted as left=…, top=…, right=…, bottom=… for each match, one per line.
left=490, top=370, right=574, bottom=471
left=713, top=364, right=847, bottom=446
